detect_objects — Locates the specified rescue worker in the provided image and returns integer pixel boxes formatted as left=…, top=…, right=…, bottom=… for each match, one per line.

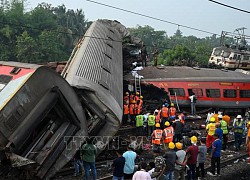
left=134, top=100, right=141, bottom=115
left=135, top=114, right=144, bottom=136
left=220, top=116, right=229, bottom=151
left=154, top=108, right=161, bottom=125
left=147, top=113, right=156, bottom=136
left=185, top=136, right=199, bottom=180
left=172, top=116, right=184, bottom=143
left=123, top=103, right=129, bottom=125
left=162, top=121, right=174, bottom=150
left=138, top=96, right=143, bottom=106
left=151, top=123, right=163, bottom=150
left=206, top=117, right=216, bottom=150
left=134, top=92, right=140, bottom=101
left=178, top=111, right=186, bottom=125
left=246, top=121, right=250, bottom=164
left=124, top=92, right=129, bottom=105
left=169, top=103, right=177, bottom=122
left=233, top=114, right=242, bottom=127
left=129, top=100, right=136, bottom=126
left=129, top=93, right=135, bottom=104
left=234, top=116, right=245, bottom=151
left=160, top=103, right=169, bottom=128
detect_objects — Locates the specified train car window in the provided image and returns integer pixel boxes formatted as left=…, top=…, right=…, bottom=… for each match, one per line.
left=168, top=88, right=185, bottom=96
left=223, top=89, right=236, bottom=98
left=188, top=88, right=203, bottom=97
left=243, top=56, right=250, bottom=61
left=206, top=89, right=220, bottom=98
left=237, top=55, right=241, bottom=60
left=0, top=75, right=12, bottom=92
left=240, top=90, right=250, bottom=98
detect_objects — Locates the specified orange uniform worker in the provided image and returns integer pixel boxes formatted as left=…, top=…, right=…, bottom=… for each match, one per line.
left=151, top=123, right=163, bottom=148
left=206, top=117, right=216, bottom=149
left=160, top=103, right=169, bottom=128
left=123, top=103, right=129, bottom=125
left=129, top=100, right=136, bottom=126
left=124, top=92, right=130, bottom=105
left=169, top=103, right=177, bottom=121
left=134, top=92, right=140, bottom=101
left=162, top=121, right=174, bottom=150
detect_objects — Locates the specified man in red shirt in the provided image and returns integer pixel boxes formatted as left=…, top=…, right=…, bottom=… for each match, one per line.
left=185, top=136, right=199, bottom=180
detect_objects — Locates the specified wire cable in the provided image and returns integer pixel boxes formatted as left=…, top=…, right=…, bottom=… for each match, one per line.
left=208, top=0, right=250, bottom=14
left=86, top=0, right=220, bottom=36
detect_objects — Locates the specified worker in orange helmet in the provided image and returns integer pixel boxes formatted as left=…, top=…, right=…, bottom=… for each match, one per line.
left=129, top=100, right=136, bottom=126
left=206, top=117, right=216, bottom=151
left=162, top=121, right=174, bottom=150
left=123, top=102, right=129, bottom=125
left=169, top=103, right=177, bottom=122
left=246, top=121, right=250, bottom=164
left=134, top=91, right=140, bottom=101
left=124, top=92, right=130, bottom=105
left=151, top=123, right=163, bottom=149
left=160, top=103, right=169, bottom=129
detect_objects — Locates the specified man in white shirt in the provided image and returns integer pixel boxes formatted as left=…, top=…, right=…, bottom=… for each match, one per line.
left=189, top=94, right=197, bottom=116
left=132, top=161, right=151, bottom=180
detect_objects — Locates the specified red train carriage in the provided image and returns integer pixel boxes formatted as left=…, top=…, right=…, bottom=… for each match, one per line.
left=125, top=66, right=250, bottom=111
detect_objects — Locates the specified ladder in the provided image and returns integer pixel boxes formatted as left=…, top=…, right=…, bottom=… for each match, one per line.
left=134, top=75, right=141, bottom=95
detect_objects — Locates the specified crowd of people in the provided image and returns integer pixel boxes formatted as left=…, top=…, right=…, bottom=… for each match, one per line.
left=72, top=92, right=250, bottom=180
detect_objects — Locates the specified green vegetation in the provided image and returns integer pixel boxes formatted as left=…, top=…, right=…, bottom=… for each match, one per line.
left=0, top=0, right=229, bottom=65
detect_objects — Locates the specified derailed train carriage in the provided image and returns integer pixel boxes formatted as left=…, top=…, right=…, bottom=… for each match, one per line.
left=0, top=62, right=87, bottom=179
left=0, top=19, right=124, bottom=179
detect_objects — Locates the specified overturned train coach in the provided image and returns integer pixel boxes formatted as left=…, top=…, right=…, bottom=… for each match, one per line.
left=125, top=66, right=250, bottom=112
left=0, top=19, right=123, bottom=179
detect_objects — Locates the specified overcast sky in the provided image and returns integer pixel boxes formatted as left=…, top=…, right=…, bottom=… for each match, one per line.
left=27, top=0, right=250, bottom=38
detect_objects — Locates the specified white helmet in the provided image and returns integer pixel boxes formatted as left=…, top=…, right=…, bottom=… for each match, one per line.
left=218, top=115, right=223, bottom=119
left=236, top=115, right=242, bottom=119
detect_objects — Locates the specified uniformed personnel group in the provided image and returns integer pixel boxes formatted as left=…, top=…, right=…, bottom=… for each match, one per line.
left=73, top=92, right=250, bottom=180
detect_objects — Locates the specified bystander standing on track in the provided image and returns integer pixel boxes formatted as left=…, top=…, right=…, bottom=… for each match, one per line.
left=163, top=142, right=176, bottom=180
left=81, top=138, right=97, bottom=180
left=206, top=117, right=216, bottom=152
left=123, top=145, right=137, bottom=179
left=221, top=116, right=229, bottom=151
left=185, top=136, right=199, bottom=180
left=196, top=137, right=207, bottom=180
left=132, top=161, right=151, bottom=180
left=207, top=133, right=222, bottom=177
left=175, top=142, right=186, bottom=180
left=112, top=149, right=125, bottom=180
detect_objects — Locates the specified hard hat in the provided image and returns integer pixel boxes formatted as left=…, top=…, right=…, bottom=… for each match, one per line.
left=210, top=117, right=215, bottom=122
left=248, top=121, right=250, bottom=125
left=175, top=142, right=183, bottom=149
left=155, top=123, right=160, bottom=128
left=236, top=115, right=242, bottom=119
left=136, top=92, right=140, bottom=95
left=140, top=96, right=143, bottom=99
left=132, top=100, right=136, bottom=103
left=168, top=142, right=175, bottom=149
left=170, top=103, right=174, bottom=107
left=165, top=121, right=170, bottom=126
left=125, top=92, right=129, bottom=95
left=191, top=136, right=197, bottom=143
left=218, top=115, right=223, bottom=119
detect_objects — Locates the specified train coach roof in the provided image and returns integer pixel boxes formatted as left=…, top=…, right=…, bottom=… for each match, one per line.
left=124, top=66, right=250, bottom=82
left=0, top=61, right=42, bottom=69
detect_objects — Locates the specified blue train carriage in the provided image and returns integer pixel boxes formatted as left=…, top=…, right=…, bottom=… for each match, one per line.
left=62, top=19, right=124, bottom=152
left=0, top=61, right=87, bottom=178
